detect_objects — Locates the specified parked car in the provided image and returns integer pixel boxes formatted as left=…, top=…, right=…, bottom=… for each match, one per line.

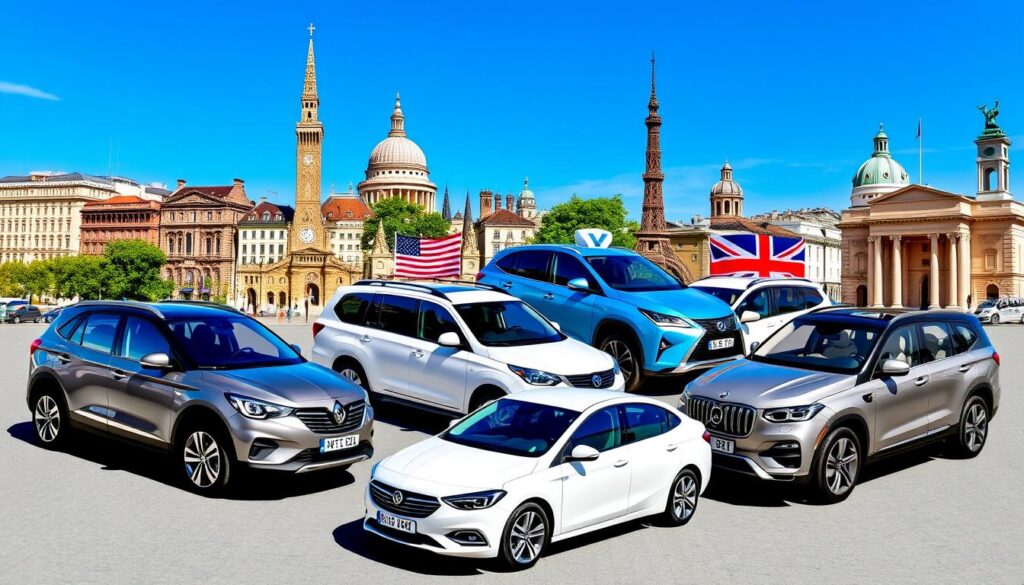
left=690, top=276, right=831, bottom=351
left=42, top=307, right=63, bottom=323
left=477, top=231, right=742, bottom=391
left=680, top=307, right=998, bottom=502
left=4, top=304, right=42, bottom=323
left=364, top=389, right=711, bottom=569
left=312, top=281, right=624, bottom=416
left=27, top=300, right=373, bottom=493
left=974, top=296, right=1023, bottom=324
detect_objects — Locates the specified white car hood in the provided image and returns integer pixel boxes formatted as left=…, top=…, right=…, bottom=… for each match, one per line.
left=486, top=338, right=614, bottom=376
left=377, top=436, right=541, bottom=493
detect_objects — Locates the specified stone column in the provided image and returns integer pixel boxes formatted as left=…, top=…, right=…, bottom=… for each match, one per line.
left=946, top=233, right=958, bottom=309
left=890, top=235, right=903, bottom=308
left=928, top=233, right=940, bottom=310
left=871, top=236, right=883, bottom=307
left=958, top=233, right=971, bottom=309
left=866, top=237, right=875, bottom=306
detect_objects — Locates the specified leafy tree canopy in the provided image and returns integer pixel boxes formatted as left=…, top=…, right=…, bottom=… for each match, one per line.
left=532, top=195, right=638, bottom=248
left=361, top=197, right=451, bottom=252
left=103, top=240, right=173, bottom=301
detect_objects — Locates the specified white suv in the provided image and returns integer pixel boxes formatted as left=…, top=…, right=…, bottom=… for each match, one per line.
left=690, top=277, right=831, bottom=350
left=312, top=281, right=624, bottom=414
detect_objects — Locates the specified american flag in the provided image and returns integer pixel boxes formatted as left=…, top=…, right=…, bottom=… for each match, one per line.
left=394, top=233, right=463, bottom=278
left=709, top=233, right=806, bottom=278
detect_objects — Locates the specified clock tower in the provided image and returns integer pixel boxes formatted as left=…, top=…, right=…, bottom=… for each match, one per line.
left=975, top=100, right=1011, bottom=201
left=293, top=23, right=327, bottom=250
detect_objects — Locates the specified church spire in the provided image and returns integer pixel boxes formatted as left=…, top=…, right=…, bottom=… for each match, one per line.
left=300, top=24, right=320, bottom=124
left=461, top=191, right=478, bottom=254
left=441, top=185, right=451, bottom=220
left=389, top=92, right=406, bottom=137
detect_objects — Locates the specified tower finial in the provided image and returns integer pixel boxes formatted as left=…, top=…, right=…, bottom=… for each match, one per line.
left=308, top=22, right=315, bottom=38
left=650, top=51, right=656, bottom=96
left=302, top=27, right=318, bottom=98
left=389, top=92, right=406, bottom=137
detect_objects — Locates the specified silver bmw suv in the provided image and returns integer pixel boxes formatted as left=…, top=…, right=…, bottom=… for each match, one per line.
left=27, top=301, right=373, bottom=494
left=681, top=308, right=999, bottom=502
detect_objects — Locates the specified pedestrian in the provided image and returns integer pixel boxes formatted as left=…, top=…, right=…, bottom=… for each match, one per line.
left=287, top=304, right=292, bottom=322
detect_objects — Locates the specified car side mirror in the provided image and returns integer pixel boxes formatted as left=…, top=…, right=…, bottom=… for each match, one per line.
left=447, top=418, right=460, bottom=429
left=880, top=359, right=910, bottom=377
left=566, top=444, right=600, bottom=462
left=748, top=341, right=761, bottom=354
left=437, top=332, right=461, bottom=347
left=567, top=278, right=591, bottom=293
left=740, top=310, right=761, bottom=323
left=139, top=352, right=174, bottom=370
left=290, top=343, right=302, bottom=355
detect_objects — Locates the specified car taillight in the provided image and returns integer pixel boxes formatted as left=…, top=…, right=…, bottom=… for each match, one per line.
left=992, top=351, right=1000, bottom=366
left=30, top=338, right=42, bottom=356
left=702, top=430, right=711, bottom=444
left=475, top=272, right=484, bottom=282
left=312, top=322, right=325, bottom=338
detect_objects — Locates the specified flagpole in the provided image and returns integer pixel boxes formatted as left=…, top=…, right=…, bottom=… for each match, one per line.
left=918, top=118, right=923, bottom=185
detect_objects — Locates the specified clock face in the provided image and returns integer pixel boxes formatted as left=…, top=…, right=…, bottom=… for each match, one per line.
left=984, top=146, right=996, bottom=157
left=303, top=154, right=314, bottom=167
left=299, top=227, right=315, bottom=244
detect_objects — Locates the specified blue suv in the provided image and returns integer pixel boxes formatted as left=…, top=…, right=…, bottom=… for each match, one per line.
left=479, top=243, right=742, bottom=391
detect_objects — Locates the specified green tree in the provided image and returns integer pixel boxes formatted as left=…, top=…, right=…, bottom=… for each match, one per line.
left=50, top=256, right=109, bottom=300
left=532, top=195, right=638, bottom=248
left=17, top=260, right=54, bottom=303
left=0, top=262, right=25, bottom=297
left=361, top=197, right=450, bottom=251
left=103, top=240, right=173, bottom=301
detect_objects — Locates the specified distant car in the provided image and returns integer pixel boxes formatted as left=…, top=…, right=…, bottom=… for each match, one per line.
left=27, top=300, right=373, bottom=493
left=312, top=280, right=624, bottom=416
left=477, top=231, right=742, bottom=391
left=42, top=307, right=63, bottom=323
left=681, top=308, right=999, bottom=503
left=4, top=304, right=42, bottom=323
left=690, top=276, right=831, bottom=351
left=974, top=297, right=1023, bottom=324
left=364, top=389, right=711, bottom=569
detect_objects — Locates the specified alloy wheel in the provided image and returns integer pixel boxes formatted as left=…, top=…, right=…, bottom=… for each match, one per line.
left=825, top=437, right=858, bottom=496
left=991, top=314, right=1000, bottom=324
left=964, top=403, right=988, bottom=452
left=602, top=339, right=634, bottom=384
left=339, top=368, right=363, bottom=388
left=672, top=473, right=698, bottom=521
left=183, top=431, right=222, bottom=489
left=508, top=510, right=546, bottom=565
left=34, top=395, right=60, bottom=443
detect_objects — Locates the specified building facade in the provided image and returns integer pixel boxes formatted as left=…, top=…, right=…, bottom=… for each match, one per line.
left=750, top=208, right=842, bottom=300
left=839, top=107, right=1021, bottom=309
left=80, top=195, right=162, bottom=255
left=322, top=187, right=371, bottom=266
left=476, top=189, right=539, bottom=265
left=356, top=94, right=437, bottom=211
left=237, top=199, right=294, bottom=266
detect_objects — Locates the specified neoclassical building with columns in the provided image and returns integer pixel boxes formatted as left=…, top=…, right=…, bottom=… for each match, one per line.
left=840, top=108, right=1021, bottom=309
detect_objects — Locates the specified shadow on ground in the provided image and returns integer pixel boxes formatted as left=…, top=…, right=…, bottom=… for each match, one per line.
left=7, top=421, right=354, bottom=500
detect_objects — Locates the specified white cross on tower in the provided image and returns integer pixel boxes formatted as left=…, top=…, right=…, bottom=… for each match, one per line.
left=308, top=22, right=315, bottom=38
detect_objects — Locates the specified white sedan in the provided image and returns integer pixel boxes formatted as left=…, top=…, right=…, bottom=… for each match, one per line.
left=362, top=389, right=711, bottom=570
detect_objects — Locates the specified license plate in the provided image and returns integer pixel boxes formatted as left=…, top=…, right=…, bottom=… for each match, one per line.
left=320, top=434, right=358, bottom=453
left=708, top=337, right=735, bottom=351
left=709, top=435, right=735, bottom=454
left=377, top=511, right=416, bottom=534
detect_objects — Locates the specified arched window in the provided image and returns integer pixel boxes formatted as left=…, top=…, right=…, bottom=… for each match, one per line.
left=185, top=233, right=192, bottom=255
left=983, top=168, right=997, bottom=191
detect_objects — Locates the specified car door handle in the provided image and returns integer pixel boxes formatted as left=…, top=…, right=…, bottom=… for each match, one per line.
left=862, top=393, right=874, bottom=403
left=914, top=376, right=929, bottom=386
left=614, top=459, right=629, bottom=468
left=411, top=349, right=425, bottom=358
left=543, top=293, right=554, bottom=300
left=54, top=352, right=72, bottom=363
left=958, top=365, right=971, bottom=373
left=665, top=443, right=678, bottom=452
left=502, top=281, right=513, bottom=289
left=110, top=370, right=129, bottom=381
left=360, top=335, right=372, bottom=343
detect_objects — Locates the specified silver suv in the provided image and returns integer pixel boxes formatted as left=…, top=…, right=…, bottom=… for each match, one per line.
left=27, top=301, right=373, bottom=494
left=681, top=308, right=999, bottom=502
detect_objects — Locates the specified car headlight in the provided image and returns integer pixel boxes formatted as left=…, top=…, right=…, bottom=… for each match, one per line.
left=225, top=393, right=294, bottom=419
left=442, top=490, right=507, bottom=510
left=508, top=364, right=561, bottom=386
left=762, top=403, right=824, bottom=423
left=639, top=308, right=693, bottom=328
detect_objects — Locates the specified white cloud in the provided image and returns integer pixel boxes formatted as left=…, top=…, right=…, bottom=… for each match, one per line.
left=0, top=81, right=60, bottom=101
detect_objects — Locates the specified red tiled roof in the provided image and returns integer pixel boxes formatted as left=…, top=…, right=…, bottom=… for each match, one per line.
left=709, top=217, right=799, bottom=237
left=322, top=196, right=371, bottom=221
left=83, top=195, right=147, bottom=206
left=179, top=186, right=234, bottom=198
left=241, top=201, right=295, bottom=223
left=478, top=209, right=536, bottom=227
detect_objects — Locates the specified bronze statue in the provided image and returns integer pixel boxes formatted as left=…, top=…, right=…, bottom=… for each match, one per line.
left=978, top=99, right=1000, bottom=129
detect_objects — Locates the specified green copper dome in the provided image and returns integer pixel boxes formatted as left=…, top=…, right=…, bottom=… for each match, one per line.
left=852, top=124, right=910, bottom=188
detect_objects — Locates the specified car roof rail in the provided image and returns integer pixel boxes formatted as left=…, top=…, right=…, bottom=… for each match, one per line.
left=747, top=277, right=814, bottom=288
left=74, top=299, right=164, bottom=316
left=352, top=279, right=450, bottom=300
left=427, top=279, right=506, bottom=294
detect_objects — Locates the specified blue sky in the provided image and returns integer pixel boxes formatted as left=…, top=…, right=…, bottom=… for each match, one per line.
left=1, top=0, right=1021, bottom=221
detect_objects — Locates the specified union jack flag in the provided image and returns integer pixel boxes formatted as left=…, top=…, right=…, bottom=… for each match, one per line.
left=708, top=233, right=806, bottom=278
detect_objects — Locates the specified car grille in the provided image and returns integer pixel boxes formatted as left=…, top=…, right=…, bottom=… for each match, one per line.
left=686, top=396, right=756, bottom=437
left=693, top=317, right=738, bottom=332
left=564, top=369, right=616, bottom=389
left=369, top=480, right=441, bottom=519
left=294, top=400, right=365, bottom=435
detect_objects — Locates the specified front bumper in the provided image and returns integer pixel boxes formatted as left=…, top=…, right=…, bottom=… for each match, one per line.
left=225, top=407, right=375, bottom=473
left=641, top=323, right=744, bottom=376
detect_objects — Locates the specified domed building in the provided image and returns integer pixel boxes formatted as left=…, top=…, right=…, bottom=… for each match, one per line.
left=357, top=93, right=437, bottom=210
left=850, top=124, right=910, bottom=207
left=709, top=160, right=743, bottom=217
left=516, top=177, right=538, bottom=220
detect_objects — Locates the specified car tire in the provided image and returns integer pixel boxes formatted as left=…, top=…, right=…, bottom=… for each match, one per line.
left=33, top=317, right=40, bottom=323
left=13, top=316, right=20, bottom=324
left=498, top=502, right=550, bottom=571
left=176, top=420, right=234, bottom=495
left=951, top=395, right=989, bottom=458
left=810, top=426, right=861, bottom=504
left=31, top=387, right=71, bottom=448
left=991, top=313, right=1000, bottom=325
left=598, top=333, right=643, bottom=392
left=661, top=468, right=700, bottom=526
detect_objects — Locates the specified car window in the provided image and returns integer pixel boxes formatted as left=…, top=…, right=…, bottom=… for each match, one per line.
left=950, top=322, right=978, bottom=354
left=169, top=316, right=301, bottom=369
left=121, top=317, right=172, bottom=361
left=877, top=324, right=920, bottom=368
left=623, top=403, right=673, bottom=444
left=56, top=315, right=84, bottom=340
left=552, top=253, right=596, bottom=288
left=752, top=319, right=880, bottom=374
left=418, top=301, right=460, bottom=343
left=443, top=398, right=580, bottom=457
left=335, top=293, right=373, bottom=325
left=738, top=288, right=771, bottom=318
left=455, top=300, right=563, bottom=346
left=692, top=286, right=743, bottom=306
left=585, top=255, right=682, bottom=292
left=920, top=323, right=954, bottom=363
left=568, top=406, right=621, bottom=453
left=373, top=294, right=419, bottom=337
left=508, top=251, right=551, bottom=281
left=773, top=287, right=804, bottom=315
left=79, top=313, right=121, bottom=354
left=801, top=287, right=824, bottom=309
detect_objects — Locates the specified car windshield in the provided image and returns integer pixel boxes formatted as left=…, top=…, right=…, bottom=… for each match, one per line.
left=442, top=398, right=581, bottom=457
left=691, top=285, right=742, bottom=306
left=977, top=300, right=996, bottom=309
left=167, top=315, right=302, bottom=369
left=750, top=318, right=882, bottom=374
left=586, top=255, right=683, bottom=291
left=455, top=300, right=564, bottom=346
